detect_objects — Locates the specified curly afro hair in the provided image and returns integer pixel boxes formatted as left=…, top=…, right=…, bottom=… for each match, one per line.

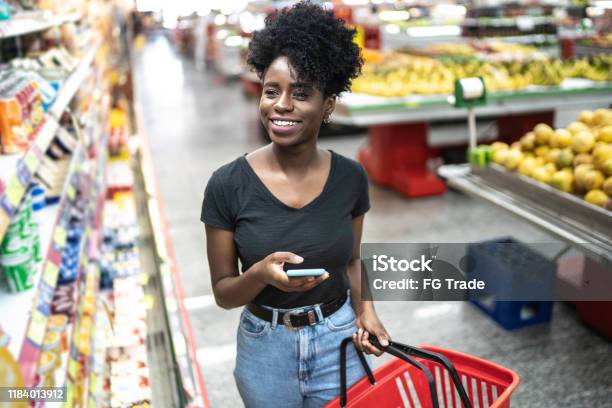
left=246, top=1, right=362, bottom=98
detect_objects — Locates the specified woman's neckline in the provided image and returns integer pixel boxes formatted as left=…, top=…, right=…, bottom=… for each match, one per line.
left=239, top=149, right=337, bottom=211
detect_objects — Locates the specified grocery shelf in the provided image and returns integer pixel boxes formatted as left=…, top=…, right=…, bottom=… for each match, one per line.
left=58, top=103, right=108, bottom=405
left=463, top=16, right=556, bottom=27
left=490, top=34, right=558, bottom=44
left=134, top=167, right=181, bottom=408
left=17, top=142, right=86, bottom=387
left=445, top=164, right=612, bottom=263
left=0, top=41, right=101, bottom=243
left=133, top=98, right=209, bottom=406
left=0, top=12, right=81, bottom=39
left=333, top=79, right=612, bottom=126
left=382, top=28, right=557, bottom=49
left=0, top=203, right=60, bottom=358
left=48, top=41, right=101, bottom=119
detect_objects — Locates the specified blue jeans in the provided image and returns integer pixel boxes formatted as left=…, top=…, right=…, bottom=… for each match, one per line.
left=234, top=292, right=369, bottom=408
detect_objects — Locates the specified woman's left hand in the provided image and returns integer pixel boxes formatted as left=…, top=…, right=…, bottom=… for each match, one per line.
left=353, top=307, right=390, bottom=356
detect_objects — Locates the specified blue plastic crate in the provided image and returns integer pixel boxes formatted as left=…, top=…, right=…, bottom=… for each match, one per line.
left=466, top=237, right=555, bottom=330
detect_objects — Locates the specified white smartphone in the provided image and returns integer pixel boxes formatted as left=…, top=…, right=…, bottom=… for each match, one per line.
left=286, top=268, right=327, bottom=277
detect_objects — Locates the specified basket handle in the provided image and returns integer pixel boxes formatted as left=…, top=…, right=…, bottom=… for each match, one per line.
left=340, top=337, right=375, bottom=407
left=339, top=337, right=439, bottom=408
left=369, top=337, right=473, bottom=408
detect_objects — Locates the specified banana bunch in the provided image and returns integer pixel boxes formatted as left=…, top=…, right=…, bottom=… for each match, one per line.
left=562, top=55, right=612, bottom=82
left=352, top=52, right=612, bottom=97
left=525, top=60, right=565, bottom=86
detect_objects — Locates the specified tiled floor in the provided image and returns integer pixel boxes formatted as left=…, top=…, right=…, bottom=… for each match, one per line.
left=133, top=33, right=612, bottom=408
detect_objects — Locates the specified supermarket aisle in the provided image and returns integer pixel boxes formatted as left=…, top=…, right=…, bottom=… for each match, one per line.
left=133, top=33, right=253, bottom=406
left=133, top=34, right=612, bottom=407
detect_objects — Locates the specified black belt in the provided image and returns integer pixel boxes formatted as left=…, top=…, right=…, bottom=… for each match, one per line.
left=247, top=293, right=347, bottom=330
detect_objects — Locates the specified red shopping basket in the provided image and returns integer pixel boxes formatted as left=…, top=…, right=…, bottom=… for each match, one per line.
left=326, top=336, right=519, bottom=408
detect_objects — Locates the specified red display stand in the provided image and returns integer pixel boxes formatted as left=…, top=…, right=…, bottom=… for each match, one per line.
left=359, top=111, right=555, bottom=198
left=560, top=38, right=575, bottom=59
left=358, top=122, right=446, bottom=197
left=363, top=25, right=381, bottom=50
left=496, top=111, right=555, bottom=144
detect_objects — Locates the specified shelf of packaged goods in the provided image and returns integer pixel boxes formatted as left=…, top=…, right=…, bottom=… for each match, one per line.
left=13, top=142, right=86, bottom=388
left=48, top=41, right=101, bottom=120
left=333, top=79, right=612, bottom=126
left=0, top=12, right=81, bottom=39
left=135, top=100, right=209, bottom=407
left=491, top=34, right=558, bottom=45
left=44, top=122, right=107, bottom=408
left=1, top=204, right=59, bottom=357
left=444, top=164, right=612, bottom=263
left=462, top=16, right=557, bottom=28
left=140, top=148, right=207, bottom=407
left=62, top=235, right=99, bottom=408
left=0, top=41, right=101, bottom=242
left=62, top=149, right=106, bottom=408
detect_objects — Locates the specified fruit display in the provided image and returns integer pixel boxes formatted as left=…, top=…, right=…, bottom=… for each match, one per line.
left=488, top=109, right=612, bottom=210
left=578, top=34, right=612, bottom=49
left=562, top=55, right=612, bottom=82
left=351, top=51, right=612, bottom=97
left=424, top=40, right=546, bottom=61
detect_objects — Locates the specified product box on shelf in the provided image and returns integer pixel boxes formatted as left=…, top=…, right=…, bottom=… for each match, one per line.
left=0, top=72, right=45, bottom=153
left=0, top=186, right=46, bottom=293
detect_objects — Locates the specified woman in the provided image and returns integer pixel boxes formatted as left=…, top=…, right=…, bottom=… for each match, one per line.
left=201, top=2, right=390, bottom=407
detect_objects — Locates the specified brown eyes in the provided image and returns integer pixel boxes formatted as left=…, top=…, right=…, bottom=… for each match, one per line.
left=263, top=89, right=308, bottom=100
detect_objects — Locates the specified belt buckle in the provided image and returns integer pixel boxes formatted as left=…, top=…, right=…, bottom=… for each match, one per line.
left=282, top=309, right=317, bottom=330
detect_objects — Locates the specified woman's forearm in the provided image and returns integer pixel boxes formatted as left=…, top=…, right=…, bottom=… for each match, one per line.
left=347, top=258, right=375, bottom=315
left=212, top=263, right=267, bottom=309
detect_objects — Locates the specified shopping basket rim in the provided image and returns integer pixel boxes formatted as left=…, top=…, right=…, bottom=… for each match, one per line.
left=419, top=344, right=520, bottom=405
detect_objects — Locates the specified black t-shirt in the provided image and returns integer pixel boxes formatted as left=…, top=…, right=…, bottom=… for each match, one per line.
left=200, top=150, right=370, bottom=308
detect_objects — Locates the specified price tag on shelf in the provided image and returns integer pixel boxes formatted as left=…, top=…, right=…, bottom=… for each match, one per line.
left=144, top=294, right=155, bottom=310
left=23, top=151, right=41, bottom=173
left=43, top=262, right=60, bottom=287
left=53, top=226, right=67, bottom=247
left=5, top=176, right=26, bottom=209
left=68, top=357, right=78, bottom=378
left=64, top=383, right=74, bottom=408
left=139, top=272, right=149, bottom=286
left=34, top=123, right=53, bottom=150
left=26, top=310, right=48, bottom=346
left=0, top=195, right=15, bottom=217
left=165, top=297, right=178, bottom=313
left=89, top=373, right=98, bottom=395
left=155, top=241, right=168, bottom=259
left=66, top=184, right=77, bottom=201
left=36, top=281, right=55, bottom=316
left=0, top=210, right=9, bottom=237
left=16, top=160, right=32, bottom=186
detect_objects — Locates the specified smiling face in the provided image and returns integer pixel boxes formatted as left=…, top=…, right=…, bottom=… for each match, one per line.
left=260, top=56, right=335, bottom=147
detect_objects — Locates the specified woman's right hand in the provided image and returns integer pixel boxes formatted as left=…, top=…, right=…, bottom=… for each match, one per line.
left=254, top=252, right=329, bottom=293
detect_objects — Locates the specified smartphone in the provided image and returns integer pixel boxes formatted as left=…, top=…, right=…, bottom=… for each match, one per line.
left=286, top=268, right=327, bottom=277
